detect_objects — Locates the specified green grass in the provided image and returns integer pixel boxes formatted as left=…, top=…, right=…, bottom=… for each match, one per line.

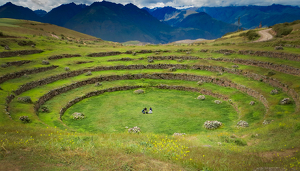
left=63, top=88, right=237, bottom=134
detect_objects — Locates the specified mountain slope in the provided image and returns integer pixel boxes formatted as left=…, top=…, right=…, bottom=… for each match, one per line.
left=0, top=2, right=41, bottom=21
left=194, top=4, right=300, bottom=29
left=64, top=1, right=213, bottom=43
left=42, top=2, right=86, bottom=26
left=175, top=12, right=239, bottom=37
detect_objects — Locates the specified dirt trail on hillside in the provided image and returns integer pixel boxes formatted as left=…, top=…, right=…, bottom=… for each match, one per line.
left=253, top=28, right=273, bottom=42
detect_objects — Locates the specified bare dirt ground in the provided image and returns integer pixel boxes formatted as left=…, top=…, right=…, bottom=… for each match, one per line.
left=253, top=28, right=273, bottom=42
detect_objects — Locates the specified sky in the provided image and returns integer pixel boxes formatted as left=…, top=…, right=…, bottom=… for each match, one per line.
left=1, top=0, right=300, bottom=11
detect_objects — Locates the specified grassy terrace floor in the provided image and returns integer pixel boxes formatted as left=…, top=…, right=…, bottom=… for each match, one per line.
left=1, top=19, right=300, bottom=170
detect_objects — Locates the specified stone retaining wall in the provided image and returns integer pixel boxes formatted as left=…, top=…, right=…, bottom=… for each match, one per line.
left=0, top=65, right=58, bottom=84
left=202, top=49, right=300, bottom=61
left=3, top=60, right=32, bottom=67
left=11, top=64, right=299, bottom=111
left=33, top=73, right=269, bottom=117
left=58, top=85, right=231, bottom=118
left=48, top=54, right=81, bottom=60
left=149, top=55, right=300, bottom=76
left=0, top=50, right=44, bottom=58
left=87, top=50, right=168, bottom=57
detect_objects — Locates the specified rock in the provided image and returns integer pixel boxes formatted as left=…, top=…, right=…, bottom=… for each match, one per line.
left=4, top=45, right=10, bottom=50
left=267, top=71, right=276, bottom=76
left=228, top=99, right=233, bottom=104
left=263, top=120, right=273, bottom=125
left=217, top=142, right=222, bottom=146
left=42, top=60, right=50, bottom=65
left=237, top=120, right=249, bottom=127
left=128, top=126, right=141, bottom=133
left=169, top=67, right=176, bottom=72
left=270, top=89, right=278, bottom=95
left=249, top=101, right=255, bottom=105
left=134, top=89, right=144, bottom=94
left=232, top=65, right=239, bottom=68
left=280, top=98, right=291, bottom=105
left=95, top=82, right=102, bottom=87
left=17, top=96, right=32, bottom=103
left=41, top=106, right=49, bottom=113
left=1, top=63, right=8, bottom=68
left=197, top=80, right=204, bottom=85
left=64, top=67, right=70, bottom=71
left=177, top=59, right=183, bottom=63
left=173, top=133, right=186, bottom=136
left=85, top=71, right=92, bottom=76
left=274, top=46, right=284, bottom=50
left=197, top=95, right=205, bottom=100
left=31, top=44, right=35, bottom=48
left=19, top=116, right=30, bottom=123
left=204, top=120, right=222, bottom=129
left=72, top=112, right=85, bottom=120
left=132, top=52, right=136, bottom=56
left=200, top=49, right=208, bottom=52
left=224, top=52, right=231, bottom=55
left=148, top=58, right=154, bottom=63
left=214, top=100, right=222, bottom=104
left=155, top=52, right=159, bottom=55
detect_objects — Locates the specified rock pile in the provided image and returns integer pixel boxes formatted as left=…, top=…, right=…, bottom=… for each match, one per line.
left=72, top=112, right=85, bottom=120
left=134, top=89, right=144, bottom=94
left=17, top=96, right=32, bottom=103
left=204, top=121, right=222, bottom=129
left=214, top=100, right=222, bottom=104
left=42, top=60, right=50, bottom=65
left=280, top=98, right=291, bottom=105
left=270, top=89, right=278, bottom=95
left=249, top=101, right=255, bottom=105
left=19, top=116, right=30, bottom=123
left=197, top=95, right=205, bottom=100
left=237, top=120, right=249, bottom=127
left=128, top=126, right=141, bottom=133
left=173, top=133, right=186, bottom=136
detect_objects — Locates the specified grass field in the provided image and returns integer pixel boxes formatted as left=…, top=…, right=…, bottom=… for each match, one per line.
left=1, top=18, right=300, bottom=170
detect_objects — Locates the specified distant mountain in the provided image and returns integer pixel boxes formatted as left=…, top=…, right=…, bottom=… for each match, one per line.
left=194, top=4, right=300, bottom=29
left=64, top=1, right=213, bottom=43
left=34, top=10, right=47, bottom=17
left=0, top=2, right=40, bottom=21
left=42, top=2, right=87, bottom=26
left=175, top=12, right=238, bottom=37
left=143, top=6, right=197, bottom=26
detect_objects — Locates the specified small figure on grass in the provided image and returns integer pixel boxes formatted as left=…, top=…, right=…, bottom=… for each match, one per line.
left=142, top=107, right=148, bottom=114
left=148, top=107, right=153, bottom=114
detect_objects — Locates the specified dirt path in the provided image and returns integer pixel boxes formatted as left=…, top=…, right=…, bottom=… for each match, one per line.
left=253, top=28, right=273, bottom=42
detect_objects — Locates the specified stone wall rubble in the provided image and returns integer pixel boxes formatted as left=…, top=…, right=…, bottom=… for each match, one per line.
left=48, top=54, right=81, bottom=60
left=149, top=55, right=300, bottom=76
left=0, top=50, right=44, bottom=58
left=2, top=60, right=32, bottom=67
left=0, top=65, right=58, bottom=84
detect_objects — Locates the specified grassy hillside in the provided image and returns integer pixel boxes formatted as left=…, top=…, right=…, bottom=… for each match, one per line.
left=1, top=19, right=300, bottom=170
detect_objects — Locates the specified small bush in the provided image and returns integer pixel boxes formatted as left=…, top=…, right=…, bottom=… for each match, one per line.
left=240, top=30, right=260, bottom=40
